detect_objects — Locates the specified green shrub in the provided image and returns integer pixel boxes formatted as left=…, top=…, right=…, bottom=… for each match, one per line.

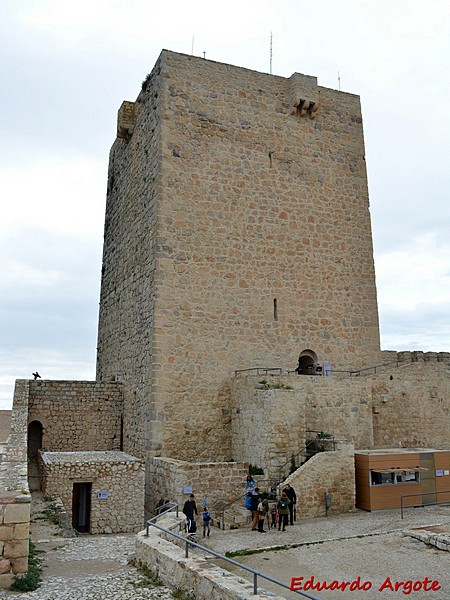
left=11, top=541, right=43, bottom=592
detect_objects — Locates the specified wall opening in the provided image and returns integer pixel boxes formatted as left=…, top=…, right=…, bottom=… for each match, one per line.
left=27, top=420, right=43, bottom=491
left=295, top=349, right=319, bottom=375
left=273, top=298, right=278, bottom=321
left=72, top=482, right=92, bottom=533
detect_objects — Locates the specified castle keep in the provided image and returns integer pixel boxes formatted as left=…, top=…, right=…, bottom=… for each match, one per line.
left=97, top=50, right=381, bottom=468
left=2, top=52, right=449, bottom=570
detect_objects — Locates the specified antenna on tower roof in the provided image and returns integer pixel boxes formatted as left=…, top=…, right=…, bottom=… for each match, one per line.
left=338, top=71, right=341, bottom=91
left=270, top=32, right=273, bottom=75
left=191, top=35, right=194, bottom=55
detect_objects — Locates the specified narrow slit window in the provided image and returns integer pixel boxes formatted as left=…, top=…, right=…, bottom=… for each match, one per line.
left=273, top=298, right=278, bottom=321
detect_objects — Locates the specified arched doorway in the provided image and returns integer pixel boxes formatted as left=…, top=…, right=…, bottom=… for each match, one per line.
left=295, top=349, right=319, bottom=375
left=27, top=420, right=43, bottom=491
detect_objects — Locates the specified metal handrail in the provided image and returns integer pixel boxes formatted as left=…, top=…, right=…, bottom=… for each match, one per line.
left=220, top=479, right=278, bottom=530
left=275, top=434, right=337, bottom=486
left=235, top=367, right=284, bottom=376
left=145, top=507, right=321, bottom=599
left=235, top=357, right=418, bottom=379
left=400, top=490, right=450, bottom=519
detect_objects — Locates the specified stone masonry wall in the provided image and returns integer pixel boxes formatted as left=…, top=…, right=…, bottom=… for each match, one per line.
left=40, top=451, right=144, bottom=534
left=370, top=353, right=450, bottom=449
left=0, top=493, right=31, bottom=588
left=284, top=443, right=355, bottom=518
left=96, top=55, right=163, bottom=462
left=96, top=50, right=381, bottom=484
left=28, top=380, right=123, bottom=452
left=0, top=381, right=31, bottom=588
left=1, top=381, right=29, bottom=493
left=231, top=374, right=372, bottom=480
left=231, top=376, right=306, bottom=479
left=149, top=457, right=247, bottom=516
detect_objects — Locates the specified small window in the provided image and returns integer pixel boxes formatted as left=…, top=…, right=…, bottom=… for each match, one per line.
left=370, top=470, right=420, bottom=485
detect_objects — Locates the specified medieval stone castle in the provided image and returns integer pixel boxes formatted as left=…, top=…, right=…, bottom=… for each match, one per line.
left=1, top=50, right=449, bottom=583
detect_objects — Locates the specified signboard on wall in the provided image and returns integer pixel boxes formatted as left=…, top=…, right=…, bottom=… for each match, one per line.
left=97, top=490, right=108, bottom=499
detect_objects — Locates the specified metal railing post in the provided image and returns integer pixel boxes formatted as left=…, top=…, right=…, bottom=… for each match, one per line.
left=145, top=516, right=322, bottom=600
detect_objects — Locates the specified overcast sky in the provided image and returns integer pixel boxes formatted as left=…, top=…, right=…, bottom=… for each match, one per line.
left=1, top=0, right=449, bottom=410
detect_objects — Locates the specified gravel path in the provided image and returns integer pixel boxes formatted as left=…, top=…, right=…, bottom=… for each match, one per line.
left=0, top=495, right=174, bottom=600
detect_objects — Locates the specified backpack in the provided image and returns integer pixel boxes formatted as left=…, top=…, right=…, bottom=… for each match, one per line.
left=203, top=512, right=211, bottom=522
left=279, top=500, right=287, bottom=510
left=245, top=494, right=252, bottom=510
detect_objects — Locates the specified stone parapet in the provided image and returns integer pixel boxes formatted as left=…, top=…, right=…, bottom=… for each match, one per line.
left=136, top=516, right=287, bottom=600
left=0, top=492, right=31, bottom=588
left=283, top=443, right=355, bottom=518
left=149, top=457, right=247, bottom=517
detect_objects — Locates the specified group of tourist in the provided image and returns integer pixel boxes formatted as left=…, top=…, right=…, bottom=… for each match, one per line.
left=158, top=475, right=297, bottom=540
left=245, top=475, right=297, bottom=533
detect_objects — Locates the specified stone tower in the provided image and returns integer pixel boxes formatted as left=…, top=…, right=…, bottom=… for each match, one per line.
left=96, top=50, right=381, bottom=469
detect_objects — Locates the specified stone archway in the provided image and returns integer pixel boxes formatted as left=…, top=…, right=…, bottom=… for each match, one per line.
left=296, top=349, right=318, bottom=375
left=27, top=420, right=43, bottom=491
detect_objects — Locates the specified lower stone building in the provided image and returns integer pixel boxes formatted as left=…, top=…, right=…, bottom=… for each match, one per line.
left=39, top=451, right=145, bottom=534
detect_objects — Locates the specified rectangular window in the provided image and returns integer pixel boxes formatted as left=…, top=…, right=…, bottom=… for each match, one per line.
left=370, top=470, right=420, bottom=486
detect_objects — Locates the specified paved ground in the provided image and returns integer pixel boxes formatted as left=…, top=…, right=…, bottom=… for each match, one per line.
left=202, top=505, right=450, bottom=599
left=1, top=498, right=449, bottom=599
left=0, top=495, right=174, bottom=600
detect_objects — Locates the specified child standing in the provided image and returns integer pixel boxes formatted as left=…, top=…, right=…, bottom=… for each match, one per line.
left=270, top=502, right=277, bottom=528
left=202, top=507, right=211, bottom=537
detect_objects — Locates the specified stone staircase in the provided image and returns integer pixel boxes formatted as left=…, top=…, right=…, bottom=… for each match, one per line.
left=210, top=495, right=252, bottom=530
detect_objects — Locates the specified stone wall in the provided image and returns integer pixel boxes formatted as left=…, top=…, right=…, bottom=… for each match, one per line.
left=149, top=457, right=247, bottom=516
left=96, top=50, right=381, bottom=481
left=28, top=380, right=123, bottom=452
left=283, top=443, right=355, bottom=518
left=231, top=374, right=372, bottom=481
left=39, top=451, right=144, bottom=534
left=0, top=381, right=30, bottom=588
left=370, top=354, right=450, bottom=449
left=231, top=375, right=306, bottom=478
left=0, top=493, right=31, bottom=588
left=1, top=381, right=29, bottom=493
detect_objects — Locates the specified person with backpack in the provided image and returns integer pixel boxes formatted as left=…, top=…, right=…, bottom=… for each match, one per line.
left=183, top=493, right=198, bottom=535
left=202, top=507, right=212, bottom=537
left=283, top=483, right=297, bottom=525
left=277, top=490, right=290, bottom=531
